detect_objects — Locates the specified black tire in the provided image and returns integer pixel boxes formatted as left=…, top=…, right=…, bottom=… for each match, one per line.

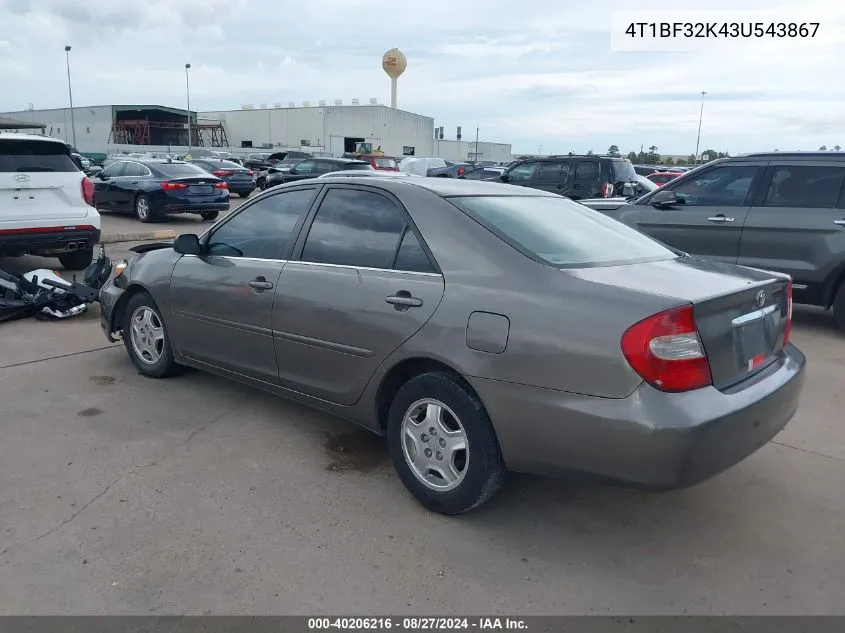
left=833, top=283, right=845, bottom=334
left=386, top=371, right=506, bottom=515
left=58, top=247, right=94, bottom=270
left=122, top=292, right=181, bottom=378
left=135, top=194, right=155, bottom=223
left=201, top=211, right=219, bottom=221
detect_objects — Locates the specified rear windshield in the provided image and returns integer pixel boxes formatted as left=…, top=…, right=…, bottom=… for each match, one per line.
left=346, top=163, right=373, bottom=171
left=374, top=157, right=398, bottom=169
left=610, top=159, right=637, bottom=182
left=449, top=195, right=676, bottom=268
left=210, top=160, right=244, bottom=170
left=156, top=163, right=210, bottom=177
left=0, top=140, right=79, bottom=172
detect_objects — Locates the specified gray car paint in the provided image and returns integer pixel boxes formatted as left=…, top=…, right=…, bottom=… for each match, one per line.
left=622, top=153, right=845, bottom=309
left=100, top=178, right=806, bottom=487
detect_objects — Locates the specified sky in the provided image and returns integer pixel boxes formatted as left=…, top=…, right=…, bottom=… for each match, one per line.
left=0, top=0, right=843, bottom=156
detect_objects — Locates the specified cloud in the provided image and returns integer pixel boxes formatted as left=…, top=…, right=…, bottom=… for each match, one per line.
left=0, top=0, right=843, bottom=154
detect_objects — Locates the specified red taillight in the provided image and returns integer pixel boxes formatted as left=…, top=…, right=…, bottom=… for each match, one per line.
left=247, top=170, right=254, bottom=177
left=214, top=181, right=228, bottom=189
left=457, top=166, right=465, bottom=176
left=81, top=177, right=95, bottom=206
left=161, top=181, right=188, bottom=191
left=621, top=304, right=712, bottom=393
left=783, top=279, right=793, bottom=345
left=599, top=182, right=614, bottom=197
left=212, top=170, right=234, bottom=177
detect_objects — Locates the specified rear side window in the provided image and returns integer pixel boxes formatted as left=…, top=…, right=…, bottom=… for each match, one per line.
left=574, top=161, right=599, bottom=180
left=450, top=195, right=676, bottom=268
left=301, top=189, right=407, bottom=269
left=0, top=140, right=79, bottom=172
left=394, top=229, right=436, bottom=273
left=763, top=165, right=845, bottom=209
left=609, top=159, right=637, bottom=182
left=157, top=163, right=209, bottom=178
left=538, top=161, right=569, bottom=182
left=672, top=165, right=760, bottom=207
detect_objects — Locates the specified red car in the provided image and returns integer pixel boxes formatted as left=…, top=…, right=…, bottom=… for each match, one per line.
left=646, top=171, right=683, bottom=186
left=360, top=155, right=400, bottom=171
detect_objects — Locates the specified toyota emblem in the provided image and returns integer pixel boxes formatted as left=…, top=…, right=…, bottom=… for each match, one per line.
left=13, top=174, right=30, bottom=183
left=755, top=290, right=766, bottom=308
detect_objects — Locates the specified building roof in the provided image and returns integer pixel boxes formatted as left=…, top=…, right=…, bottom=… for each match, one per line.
left=0, top=116, right=46, bottom=130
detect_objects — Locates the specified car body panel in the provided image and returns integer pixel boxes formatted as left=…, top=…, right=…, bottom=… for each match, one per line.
left=99, top=177, right=806, bottom=489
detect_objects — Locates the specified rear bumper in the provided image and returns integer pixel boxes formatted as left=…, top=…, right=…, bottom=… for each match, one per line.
left=469, top=344, right=806, bottom=489
left=160, top=202, right=229, bottom=215
left=228, top=184, right=256, bottom=195
left=0, top=225, right=101, bottom=256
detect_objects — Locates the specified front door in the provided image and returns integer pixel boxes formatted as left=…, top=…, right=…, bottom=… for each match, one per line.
left=272, top=185, right=445, bottom=405
left=168, top=187, right=318, bottom=383
left=626, top=163, right=765, bottom=264
left=94, top=162, right=126, bottom=210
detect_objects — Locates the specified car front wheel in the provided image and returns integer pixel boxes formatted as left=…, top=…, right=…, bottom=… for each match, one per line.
left=123, top=292, right=181, bottom=378
left=387, top=371, right=506, bottom=515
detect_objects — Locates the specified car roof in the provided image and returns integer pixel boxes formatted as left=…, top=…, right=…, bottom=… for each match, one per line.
left=308, top=175, right=555, bottom=197
left=315, top=157, right=370, bottom=164
left=0, top=132, right=69, bottom=144
left=734, top=151, right=845, bottom=161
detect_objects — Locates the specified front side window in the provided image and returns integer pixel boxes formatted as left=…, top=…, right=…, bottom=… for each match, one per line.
left=292, top=160, right=315, bottom=174
left=506, top=162, right=538, bottom=182
left=122, top=163, right=146, bottom=177
left=671, top=165, right=760, bottom=207
left=450, top=195, right=676, bottom=268
left=301, top=189, right=407, bottom=269
left=101, top=162, right=126, bottom=178
left=208, top=188, right=315, bottom=259
left=763, top=165, right=845, bottom=209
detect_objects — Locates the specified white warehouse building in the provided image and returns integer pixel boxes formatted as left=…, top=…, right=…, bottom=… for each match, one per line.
left=1, top=103, right=513, bottom=162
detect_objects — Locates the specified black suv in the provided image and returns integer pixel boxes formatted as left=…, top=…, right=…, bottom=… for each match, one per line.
left=264, top=157, right=372, bottom=188
left=499, top=155, right=638, bottom=199
left=611, top=152, right=845, bottom=331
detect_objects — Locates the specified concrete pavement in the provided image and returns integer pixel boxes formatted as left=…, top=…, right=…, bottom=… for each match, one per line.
left=0, top=294, right=843, bottom=613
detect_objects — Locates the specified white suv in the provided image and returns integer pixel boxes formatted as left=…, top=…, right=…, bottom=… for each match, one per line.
left=0, top=133, right=101, bottom=269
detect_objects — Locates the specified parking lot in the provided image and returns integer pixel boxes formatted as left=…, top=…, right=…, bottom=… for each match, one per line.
left=0, top=215, right=843, bottom=614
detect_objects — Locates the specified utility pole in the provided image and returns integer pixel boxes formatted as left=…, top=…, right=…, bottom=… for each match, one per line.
left=695, top=91, right=707, bottom=164
left=64, top=46, right=77, bottom=148
left=185, top=63, right=192, bottom=152
left=474, top=127, right=479, bottom=162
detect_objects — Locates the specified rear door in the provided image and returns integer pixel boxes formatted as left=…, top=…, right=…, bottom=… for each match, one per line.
left=534, top=160, right=571, bottom=195
left=112, top=162, right=148, bottom=212
left=567, top=158, right=601, bottom=199
left=0, top=137, right=86, bottom=223
left=738, top=162, right=845, bottom=304
left=628, top=163, right=766, bottom=264
left=272, top=185, right=445, bottom=405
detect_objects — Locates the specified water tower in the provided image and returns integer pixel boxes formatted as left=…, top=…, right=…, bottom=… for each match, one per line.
left=382, top=48, right=407, bottom=109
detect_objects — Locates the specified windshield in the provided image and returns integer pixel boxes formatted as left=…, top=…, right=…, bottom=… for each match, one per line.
left=610, top=159, right=637, bottom=182
left=449, top=195, right=676, bottom=268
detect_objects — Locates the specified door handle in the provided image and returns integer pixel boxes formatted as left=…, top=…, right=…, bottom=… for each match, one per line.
left=834, top=220, right=845, bottom=226
left=385, top=290, right=423, bottom=310
left=707, top=215, right=735, bottom=223
left=247, top=276, right=274, bottom=292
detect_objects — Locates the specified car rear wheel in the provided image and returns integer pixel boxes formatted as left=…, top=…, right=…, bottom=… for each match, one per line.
left=58, top=247, right=94, bottom=270
left=201, top=211, right=219, bottom=221
left=386, top=371, right=506, bottom=515
left=833, top=283, right=845, bottom=334
left=123, top=292, right=181, bottom=378
left=135, top=194, right=154, bottom=223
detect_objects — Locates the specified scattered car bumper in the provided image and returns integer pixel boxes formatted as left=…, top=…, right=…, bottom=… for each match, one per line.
left=470, top=344, right=806, bottom=489
left=0, top=225, right=101, bottom=257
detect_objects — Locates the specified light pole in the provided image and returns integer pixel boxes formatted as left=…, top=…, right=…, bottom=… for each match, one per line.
left=694, top=91, right=707, bottom=164
left=64, top=46, right=77, bottom=148
left=185, top=63, right=192, bottom=152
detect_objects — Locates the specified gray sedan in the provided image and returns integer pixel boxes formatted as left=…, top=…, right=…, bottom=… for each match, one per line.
left=99, top=178, right=806, bottom=514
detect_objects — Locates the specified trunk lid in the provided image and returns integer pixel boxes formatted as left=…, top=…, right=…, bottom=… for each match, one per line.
left=567, top=256, right=791, bottom=391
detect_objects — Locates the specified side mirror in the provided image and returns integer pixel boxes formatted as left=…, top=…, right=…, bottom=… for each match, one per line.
left=173, top=233, right=202, bottom=255
left=651, top=189, right=680, bottom=209
left=99, top=173, right=109, bottom=180
left=500, top=173, right=510, bottom=182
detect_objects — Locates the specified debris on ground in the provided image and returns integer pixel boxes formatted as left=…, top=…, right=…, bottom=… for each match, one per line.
left=0, top=245, right=111, bottom=323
